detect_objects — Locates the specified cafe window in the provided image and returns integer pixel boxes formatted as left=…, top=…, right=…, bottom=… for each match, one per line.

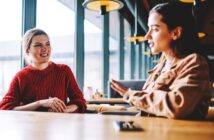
left=84, top=9, right=102, bottom=92
left=84, top=10, right=121, bottom=93
left=37, top=0, right=75, bottom=69
left=124, top=19, right=131, bottom=79
left=109, top=11, right=119, bottom=80
left=0, top=0, right=22, bottom=96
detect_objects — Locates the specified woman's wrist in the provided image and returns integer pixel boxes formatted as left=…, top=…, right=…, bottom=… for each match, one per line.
left=37, top=100, right=45, bottom=108
left=65, top=104, right=78, bottom=113
left=13, top=100, right=42, bottom=111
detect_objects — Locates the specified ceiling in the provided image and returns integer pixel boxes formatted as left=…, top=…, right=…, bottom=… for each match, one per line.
left=59, top=0, right=214, bottom=56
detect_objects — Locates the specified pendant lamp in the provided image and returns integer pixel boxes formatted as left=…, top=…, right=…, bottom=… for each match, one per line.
left=128, top=0, right=146, bottom=45
left=192, top=0, right=207, bottom=38
left=179, top=0, right=207, bottom=38
left=82, top=0, right=124, bottom=15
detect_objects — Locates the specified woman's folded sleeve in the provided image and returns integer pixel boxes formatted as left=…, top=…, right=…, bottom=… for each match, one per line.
left=0, top=77, right=20, bottom=110
left=66, top=66, right=86, bottom=113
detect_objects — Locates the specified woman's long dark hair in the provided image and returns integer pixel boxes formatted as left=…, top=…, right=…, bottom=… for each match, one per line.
left=150, top=2, right=213, bottom=79
left=150, top=2, right=200, bottom=57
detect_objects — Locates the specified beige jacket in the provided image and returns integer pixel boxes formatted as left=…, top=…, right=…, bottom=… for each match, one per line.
left=124, top=53, right=212, bottom=119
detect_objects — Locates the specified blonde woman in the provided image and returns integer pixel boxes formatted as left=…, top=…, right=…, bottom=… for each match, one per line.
left=0, top=28, right=86, bottom=113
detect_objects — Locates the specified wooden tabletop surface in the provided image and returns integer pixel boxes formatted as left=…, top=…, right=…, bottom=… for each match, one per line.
left=87, top=98, right=127, bottom=104
left=0, top=110, right=213, bottom=140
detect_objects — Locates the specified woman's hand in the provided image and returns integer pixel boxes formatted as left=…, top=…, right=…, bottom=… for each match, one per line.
left=40, top=97, right=66, bottom=112
left=48, top=104, right=78, bottom=113
left=110, top=79, right=128, bottom=96
left=65, top=104, right=78, bottom=113
left=13, top=98, right=66, bottom=112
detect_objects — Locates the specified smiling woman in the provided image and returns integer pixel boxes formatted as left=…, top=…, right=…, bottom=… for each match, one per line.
left=22, top=31, right=51, bottom=69
left=0, top=28, right=86, bottom=113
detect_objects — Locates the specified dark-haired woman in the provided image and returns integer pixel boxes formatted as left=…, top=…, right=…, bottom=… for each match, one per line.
left=111, top=2, right=212, bottom=119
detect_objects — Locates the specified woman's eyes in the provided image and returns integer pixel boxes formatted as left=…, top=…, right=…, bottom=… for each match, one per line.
left=34, top=43, right=50, bottom=47
left=34, top=44, right=42, bottom=47
left=151, top=28, right=159, bottom=32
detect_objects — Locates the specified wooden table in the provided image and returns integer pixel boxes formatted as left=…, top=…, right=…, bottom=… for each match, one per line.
left=0, top=111, right=214, bottom=140
left=87, top=98, right=127, bottom=104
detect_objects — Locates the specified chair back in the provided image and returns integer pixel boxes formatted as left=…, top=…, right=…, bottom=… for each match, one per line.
left=108, top=80, right=146, bottom=98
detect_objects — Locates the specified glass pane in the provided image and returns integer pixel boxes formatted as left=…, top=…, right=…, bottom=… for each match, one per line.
left=84, top=9, right=102, bottom=93
left=37, top=0, right=75, bottom=69
left=109, top=11, right=119, bottom=80
left=109, top=37, right=119, bottom=79
left=124, top=19, right=131, bottom=79
left=0, top=0, right=22, bottom=97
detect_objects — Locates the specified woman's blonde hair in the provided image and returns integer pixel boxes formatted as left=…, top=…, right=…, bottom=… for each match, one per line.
left=22, top=28, right=49, bottom=64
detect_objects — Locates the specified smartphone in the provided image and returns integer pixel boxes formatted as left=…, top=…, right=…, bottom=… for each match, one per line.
left=113, top=121, right=143, bottom=131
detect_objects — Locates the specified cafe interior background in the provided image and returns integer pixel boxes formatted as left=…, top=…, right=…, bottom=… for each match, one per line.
left=0, top=0, right=214, bottom=98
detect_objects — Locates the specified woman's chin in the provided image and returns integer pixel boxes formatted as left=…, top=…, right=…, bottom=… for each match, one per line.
left=150, top=48, right=161, bottom=55
left=38, top=59, right=49, bottom=64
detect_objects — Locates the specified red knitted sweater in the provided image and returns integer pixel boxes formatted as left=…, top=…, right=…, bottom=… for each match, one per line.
left=0, top=62, right=86, bottom=112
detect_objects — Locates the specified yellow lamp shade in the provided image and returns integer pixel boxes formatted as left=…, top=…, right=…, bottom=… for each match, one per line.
left=179, top=0, right=206, bottom=3
left=198, top=32, right=206, bottom=38
left=128, top=36, right=147, bottom=42
left=82, top=0, right=124, bottom=13
left=144, top=51, right=159, bottom=56
left=179, top=0, right=194, bottom=3
left=153, top=59, right=160, bottom=63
